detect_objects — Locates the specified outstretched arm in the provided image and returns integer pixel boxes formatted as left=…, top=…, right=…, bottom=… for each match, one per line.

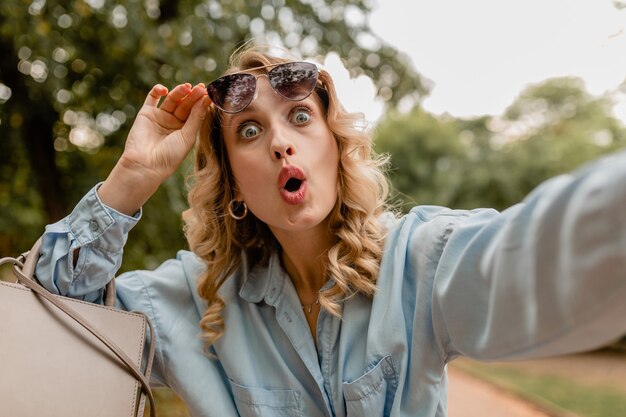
left=428, top=151, right=626, bottom=361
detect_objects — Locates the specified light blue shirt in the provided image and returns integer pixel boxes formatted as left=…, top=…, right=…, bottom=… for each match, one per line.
left=36, top=151, right=626, bottom=417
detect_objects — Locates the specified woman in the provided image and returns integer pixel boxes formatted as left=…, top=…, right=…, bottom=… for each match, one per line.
left=36, top=47, right=626, bottom=417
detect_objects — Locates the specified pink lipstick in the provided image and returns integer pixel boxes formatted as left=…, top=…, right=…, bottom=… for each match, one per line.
left=278, top=166, right=307, bottom=205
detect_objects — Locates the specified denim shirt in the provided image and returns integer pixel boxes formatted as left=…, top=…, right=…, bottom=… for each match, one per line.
left=36, top=151, right=626, bottom=417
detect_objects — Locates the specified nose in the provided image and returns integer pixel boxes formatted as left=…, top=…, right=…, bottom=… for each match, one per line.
left=270, top=128, right=295, bottom=161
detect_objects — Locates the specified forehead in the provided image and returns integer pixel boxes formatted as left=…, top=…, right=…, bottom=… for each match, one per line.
left=227, top=61, right=281, bottom=76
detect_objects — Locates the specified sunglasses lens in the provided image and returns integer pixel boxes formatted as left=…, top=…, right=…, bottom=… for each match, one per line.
left=207, top=73, right=256, bottom=113
left=269, top=62, right=318, bottom=101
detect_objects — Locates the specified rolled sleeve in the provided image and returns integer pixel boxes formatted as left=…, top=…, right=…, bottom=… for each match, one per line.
left=37, top=183, right=141, bottom=302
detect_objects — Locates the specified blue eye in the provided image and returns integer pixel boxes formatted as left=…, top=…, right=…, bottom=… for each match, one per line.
left=291, top=108, right=311, bottom=125
left=239, top=123, right=260, bottom=139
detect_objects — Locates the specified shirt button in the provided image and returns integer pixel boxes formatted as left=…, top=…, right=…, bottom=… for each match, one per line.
left=88, top=220, right=99, bottom=231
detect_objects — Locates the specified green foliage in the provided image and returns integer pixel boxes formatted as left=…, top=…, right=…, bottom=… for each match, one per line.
left=143, top=388, right=189, bottom=417
left=374, top=107, right=465, bottom=210
left=0, top=0, right=425, bottom=268
left=375, top=76, right=626, bottom=212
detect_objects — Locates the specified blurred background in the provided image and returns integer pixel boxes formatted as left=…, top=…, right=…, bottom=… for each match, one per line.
left=1, top=0, right=625, bottom=416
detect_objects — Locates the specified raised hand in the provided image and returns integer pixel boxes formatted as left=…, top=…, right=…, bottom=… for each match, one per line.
left=98, top=84, right=211, bottom=215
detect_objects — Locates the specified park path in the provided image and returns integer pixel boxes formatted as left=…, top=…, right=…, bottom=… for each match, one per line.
left=447, top=351, right=626, bottom=417
left=447, top=366, right=552, bottom=417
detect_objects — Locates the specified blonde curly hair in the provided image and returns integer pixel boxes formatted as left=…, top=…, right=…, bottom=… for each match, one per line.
left=182, top=47, right=390, bottom=349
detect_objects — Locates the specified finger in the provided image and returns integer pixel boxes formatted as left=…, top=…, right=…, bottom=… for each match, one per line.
left=159, top=83, right=192, bottom=113
left=144, top=84, right=168, bottom=107
left=173, top=83, right=206, bottom=121
left=179, top=96, right=212, bottom=148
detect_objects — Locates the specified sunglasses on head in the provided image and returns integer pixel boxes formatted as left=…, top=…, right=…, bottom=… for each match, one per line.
left=206, top=61, right=319, bottom=114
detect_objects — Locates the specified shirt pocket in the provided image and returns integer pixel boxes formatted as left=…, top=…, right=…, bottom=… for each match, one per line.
left=229, top=379, right=302, bottom=417
left=342, top=355, right=398, bottom=417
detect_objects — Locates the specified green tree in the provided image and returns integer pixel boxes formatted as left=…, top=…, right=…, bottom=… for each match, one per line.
left=373, top=107, right=465, bottom=211
left=0, top=0, right=427, bottom=268
left=495, top=77, right=626, bottom=207
left=375, top=77, right=626, bottom=212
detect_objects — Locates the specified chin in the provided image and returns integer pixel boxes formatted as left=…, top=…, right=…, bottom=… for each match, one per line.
left=269, top=208, right=333, bottom=234
left=284, top=212, right=325, bottom=229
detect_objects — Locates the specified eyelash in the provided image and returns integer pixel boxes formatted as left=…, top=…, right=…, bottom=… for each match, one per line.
left=291, top=105, right=313, bottom=122
left=236, top=121, right=260, bottom=138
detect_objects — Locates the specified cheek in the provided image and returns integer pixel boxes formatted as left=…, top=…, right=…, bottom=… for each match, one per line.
left=319, top=132, right=340, bottom=174
left=229, top=152, right=269, bottom=197
left=224, top=145, right=253, bottom=193
left=307, top=133, right=340, bottom=200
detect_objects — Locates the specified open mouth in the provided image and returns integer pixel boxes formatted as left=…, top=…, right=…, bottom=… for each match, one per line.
left=284, top=178, right=303, bottom=193
left=278, top=165, right=307, bottom=204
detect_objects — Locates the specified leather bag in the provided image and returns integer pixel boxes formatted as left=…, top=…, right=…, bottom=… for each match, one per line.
left=0, top=239, right=156, bottom=417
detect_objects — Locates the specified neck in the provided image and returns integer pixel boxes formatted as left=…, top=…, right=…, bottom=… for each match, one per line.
left=272, top=225, right=334, bottom=300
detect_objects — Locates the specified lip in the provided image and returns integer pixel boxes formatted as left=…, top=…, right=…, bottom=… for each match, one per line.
left=278, top=165, right=307, bottom=205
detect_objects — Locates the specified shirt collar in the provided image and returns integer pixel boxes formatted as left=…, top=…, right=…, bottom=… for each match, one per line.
left=238, top=251, right=286, bottom=305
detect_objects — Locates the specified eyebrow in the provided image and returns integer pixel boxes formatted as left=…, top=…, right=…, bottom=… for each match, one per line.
left=240, top=102, right=261, bottom=114
left=222, top=102, right=260, bottom=126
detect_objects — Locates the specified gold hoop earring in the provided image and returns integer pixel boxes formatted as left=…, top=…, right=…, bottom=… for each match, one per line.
left=228, top=200, right=248, bottom=220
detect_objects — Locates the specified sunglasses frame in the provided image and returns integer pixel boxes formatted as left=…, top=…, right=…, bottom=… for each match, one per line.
left=206, top=61, right=320, bottom=114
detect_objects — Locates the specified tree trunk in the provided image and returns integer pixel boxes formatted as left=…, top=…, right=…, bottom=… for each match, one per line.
left=0, top=38, right=67, bottom=223
left=22, top=112, right=67, bottom=223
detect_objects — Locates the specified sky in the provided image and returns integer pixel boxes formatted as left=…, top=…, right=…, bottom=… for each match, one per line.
left=325, top=0, right=626, bottom=124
